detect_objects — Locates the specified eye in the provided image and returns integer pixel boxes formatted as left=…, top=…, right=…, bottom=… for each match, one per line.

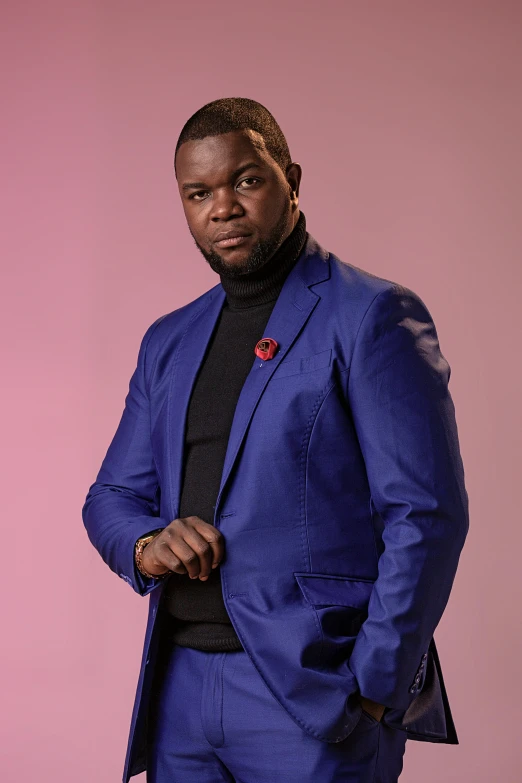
left=189, top=191, right=209, bottom=201
left=238, top=177, right=260, bottom=189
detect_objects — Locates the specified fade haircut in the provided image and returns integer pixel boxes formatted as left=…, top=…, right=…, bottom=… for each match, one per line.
left=174, top=97, right=292, bottom=178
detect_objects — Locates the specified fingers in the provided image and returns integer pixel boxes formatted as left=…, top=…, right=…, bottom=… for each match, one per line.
left=152, top=516, right=225, bottom=580
left=184, top=528, right=214, bottom=581
left=192, top=516, right=225, bottom=570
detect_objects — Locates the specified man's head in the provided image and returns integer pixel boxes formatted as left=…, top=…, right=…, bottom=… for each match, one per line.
left=174, top=97, right=302, bottom=278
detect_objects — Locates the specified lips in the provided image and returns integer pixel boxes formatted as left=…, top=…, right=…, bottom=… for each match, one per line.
left=214, top=230, right=252, bottom=248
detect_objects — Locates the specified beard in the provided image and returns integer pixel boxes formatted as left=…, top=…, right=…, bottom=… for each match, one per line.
left=190, top=202, right=292, bottom=279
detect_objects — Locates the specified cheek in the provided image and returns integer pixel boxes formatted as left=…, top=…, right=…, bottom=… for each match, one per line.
left=254, top=191, right=286, bottom=226
left=184, top=210, right=206, bottom=242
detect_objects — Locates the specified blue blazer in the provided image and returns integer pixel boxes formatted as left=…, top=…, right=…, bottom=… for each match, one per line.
left=83, top=232, right=469, bottom=782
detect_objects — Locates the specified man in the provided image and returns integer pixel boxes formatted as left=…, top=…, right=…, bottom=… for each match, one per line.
left=83, top=97, right=469, bottom=783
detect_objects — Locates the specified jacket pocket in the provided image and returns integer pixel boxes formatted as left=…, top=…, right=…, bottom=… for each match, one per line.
left=271, top=348, right=332, bottom=379
left=293, top=572, right=375, bottom=609
left=293, top=572, right=376, bottom=669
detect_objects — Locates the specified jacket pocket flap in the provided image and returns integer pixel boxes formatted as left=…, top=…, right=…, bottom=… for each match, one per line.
left=273, top=348, right=332, bottom=379
left=293, top=572, right=375, bottom=609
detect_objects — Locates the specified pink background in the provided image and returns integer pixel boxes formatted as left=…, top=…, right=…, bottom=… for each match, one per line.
left=2, top=2, right=521, bottom=781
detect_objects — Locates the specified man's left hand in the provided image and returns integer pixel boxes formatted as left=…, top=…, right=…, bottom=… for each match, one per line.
left=359, top=695, right=386, bottom=722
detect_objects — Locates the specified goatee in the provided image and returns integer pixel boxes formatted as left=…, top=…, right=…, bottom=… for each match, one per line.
left=191, top=204, right=292, bottom=279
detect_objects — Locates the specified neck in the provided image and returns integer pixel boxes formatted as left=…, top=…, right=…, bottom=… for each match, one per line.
left=219, top=211, right=307, bottom=310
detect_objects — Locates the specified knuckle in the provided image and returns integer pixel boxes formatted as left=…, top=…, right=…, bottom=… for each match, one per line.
left=206, top=530, right=222, bottom=543
left=193, top=541, right=211, bottom=555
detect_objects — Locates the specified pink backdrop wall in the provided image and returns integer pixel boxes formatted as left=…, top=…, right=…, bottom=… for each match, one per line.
left=2, top=2, right=521, bottom=780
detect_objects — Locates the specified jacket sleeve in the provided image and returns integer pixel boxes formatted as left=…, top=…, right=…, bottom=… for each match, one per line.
left=82, top=316, right=170, bottom=597
left=346, top=285, right=469, bottom=710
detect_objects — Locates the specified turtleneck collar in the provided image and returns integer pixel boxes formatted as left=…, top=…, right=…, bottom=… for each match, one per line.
left=219, top=210, right=307, bottom=310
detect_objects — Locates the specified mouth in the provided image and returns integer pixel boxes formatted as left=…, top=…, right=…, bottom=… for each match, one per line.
left=214, top=233, right=252, bottom=249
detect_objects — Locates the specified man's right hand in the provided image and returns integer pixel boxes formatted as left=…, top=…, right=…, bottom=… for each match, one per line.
left=140, top=516, right=225, bottom=581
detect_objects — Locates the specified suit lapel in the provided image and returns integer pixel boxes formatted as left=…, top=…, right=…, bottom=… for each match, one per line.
left=167, top=233, right=330, bottom=522
left=166, top=286, right=226, bottom=519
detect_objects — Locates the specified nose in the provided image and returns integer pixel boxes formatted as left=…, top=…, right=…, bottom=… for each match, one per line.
left=209, top=187, right=244, bottom=222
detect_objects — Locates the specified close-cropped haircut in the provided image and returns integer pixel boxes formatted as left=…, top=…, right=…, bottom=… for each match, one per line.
left=174, top=97, right=292, bottom=177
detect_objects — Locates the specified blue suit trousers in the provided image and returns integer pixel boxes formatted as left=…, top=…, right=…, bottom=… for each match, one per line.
left=146, top=639, right=407, bottom=782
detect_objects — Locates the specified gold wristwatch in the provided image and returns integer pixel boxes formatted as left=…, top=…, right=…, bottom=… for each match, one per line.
left=134, top=529, right=168, bottom=579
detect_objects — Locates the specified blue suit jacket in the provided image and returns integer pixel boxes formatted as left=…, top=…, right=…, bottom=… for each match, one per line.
left=83, top=232, right=469, bottom=782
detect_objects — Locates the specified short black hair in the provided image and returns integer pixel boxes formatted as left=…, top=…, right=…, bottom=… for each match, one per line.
left=174, top=97, right=292, bottom=177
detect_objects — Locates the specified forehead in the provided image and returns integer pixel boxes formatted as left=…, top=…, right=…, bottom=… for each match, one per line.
left=176, top=129, right=273, bottom=181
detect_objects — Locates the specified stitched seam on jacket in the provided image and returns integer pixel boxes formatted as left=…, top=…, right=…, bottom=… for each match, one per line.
left=371, top=722, right=382, bottom=783
left=143, top=313, right=170, bottom=398
left=339, top=342, right=382, bottom=567
left=221, top=564, right=359, bottom=742
left=298, top=379, right=339, bottom=668
left=144, top=314, right=176, bottom=502
left=133, top=315, right=169, bottom=514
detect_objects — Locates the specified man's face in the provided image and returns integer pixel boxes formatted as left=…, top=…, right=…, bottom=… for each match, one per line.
left=175, top=129, right=301, bottom=277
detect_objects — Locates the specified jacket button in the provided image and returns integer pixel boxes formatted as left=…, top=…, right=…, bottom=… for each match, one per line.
left=422, top=653, right=428, bottom=660
left=410, top=686, right=416, bottom=693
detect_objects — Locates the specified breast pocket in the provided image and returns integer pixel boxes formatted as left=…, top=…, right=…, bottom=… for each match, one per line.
left=271, top=348, right=332, bottom=380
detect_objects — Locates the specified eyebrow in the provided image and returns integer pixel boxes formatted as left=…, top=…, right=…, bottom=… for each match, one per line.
left=181, top=162, right=263, bottom=192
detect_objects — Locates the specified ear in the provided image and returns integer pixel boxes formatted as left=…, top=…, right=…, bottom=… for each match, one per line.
left=286, top=162, right=302, bottom=203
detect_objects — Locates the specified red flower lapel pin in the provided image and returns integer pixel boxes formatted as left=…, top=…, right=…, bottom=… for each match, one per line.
left=254, top=337, right=279, bottom=361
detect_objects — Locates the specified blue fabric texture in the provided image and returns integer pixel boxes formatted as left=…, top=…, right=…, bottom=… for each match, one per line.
left=82, top=232, right=469, bottom=782
left=146, top=641, right=407, bottom=782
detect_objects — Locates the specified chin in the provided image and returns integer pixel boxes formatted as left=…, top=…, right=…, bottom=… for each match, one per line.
left=216, top=247, right=250, bottom=264
left=222, top=258, right=251, bottom=274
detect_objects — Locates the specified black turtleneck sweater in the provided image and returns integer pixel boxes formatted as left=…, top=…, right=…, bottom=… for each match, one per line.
left=161, top=210, right=308, bottom=650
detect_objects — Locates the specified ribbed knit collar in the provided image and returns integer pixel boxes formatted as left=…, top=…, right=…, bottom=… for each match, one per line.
left=219, top=210, right=307, bottom=310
